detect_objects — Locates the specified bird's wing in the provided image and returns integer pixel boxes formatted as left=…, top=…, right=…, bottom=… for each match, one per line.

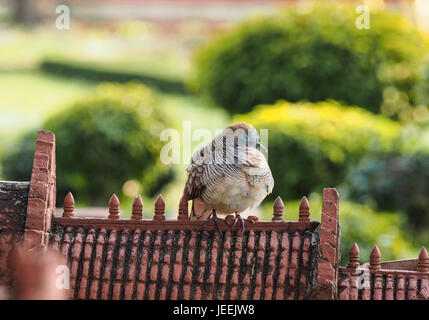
left=184, top=159, right=206, bottom=200
left=184, top=143, right=217, bottom=220
left=184, top=140, right=252, bottom=219
left=184, top=140, right=222, bottom=200
left=183, top=158, right=206, bottom=220
left=241, top=148, right=274, bottom=194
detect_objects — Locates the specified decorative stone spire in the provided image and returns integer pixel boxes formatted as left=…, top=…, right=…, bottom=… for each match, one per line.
left=347, top=242, right=360, bottom=269
left=154, top=194, right=165, bottom=221
left=108, top=194, right=120, bottom=220
left=131, top=195, right=143, bottom=220
left=369, top=245, right=381, bottom=272
left=298, top=196, right=310, bottom=223
left=178, top=196, right=189, bottom=220
left=272, top=196, right=284, bottom=222
left=417, top=246, right=429, bottom=273
left=63, top=192, right=74, bottom=218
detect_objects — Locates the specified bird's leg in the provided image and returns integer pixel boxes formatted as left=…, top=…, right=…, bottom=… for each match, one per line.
left=231, top=212, right=256, bottom=234
left=203, top=209, right=225, bottom=235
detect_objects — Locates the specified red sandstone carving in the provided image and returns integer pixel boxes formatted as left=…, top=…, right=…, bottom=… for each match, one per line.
left=108, top=193, right=120, bottom=219
left=272, top=196, right=284, bottom=222
left=177, top=196, right=189, bottom=220
left=63, top=192, right=74, bottom=218
left=417, top=283, right=429, bottom=300
left=317, top=188, right=340, bottom=296
left=23, top=130, right=56, bottom=251
left=298, top=196, right=310, bottom=223
left=369, top=245, right=381, bottom=272
left=0, top=181, right=29, bottom=287
left=347, top=242, right=360, bottom=269
left=417, top=246, right=429, bottom=273
left=154, top=194, right=166, bottom=221
left=308, top=280, right=336, bottom=300
left=338, top=243, right=429, bottom=299
left=131, top=195, right=143, bottom=220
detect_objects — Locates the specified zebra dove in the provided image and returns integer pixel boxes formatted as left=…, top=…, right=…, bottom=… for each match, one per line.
left=183, top=122, right=274, bottom=232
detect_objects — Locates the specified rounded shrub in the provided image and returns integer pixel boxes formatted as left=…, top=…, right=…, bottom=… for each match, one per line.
left=192, top=4, right=428, bottom=115
left=3, top=83, right=175, bottom=205
left=235, top=100, right=401, bottom=199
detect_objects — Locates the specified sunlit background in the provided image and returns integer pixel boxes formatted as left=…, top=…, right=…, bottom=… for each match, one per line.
left=1, top=0, right=429, bottom=263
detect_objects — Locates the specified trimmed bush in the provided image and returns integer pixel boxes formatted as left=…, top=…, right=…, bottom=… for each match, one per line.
left=192, top=4, right=428, bottom=115
left=235, top=100, right=401, bottom=199
left=346, top=152, right=429, bottom=231
left=3, top=82, right=175, bottom=205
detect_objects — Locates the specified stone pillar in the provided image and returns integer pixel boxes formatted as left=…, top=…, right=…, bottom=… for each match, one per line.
left=23, top=130, right=56, bottom=251
left=316, top=188, right=340, bottom=298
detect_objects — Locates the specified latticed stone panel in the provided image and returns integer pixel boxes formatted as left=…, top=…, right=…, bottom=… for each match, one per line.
left=49, top=224, right=319, bottom=300
left=338, top=243, right=429, bottom=300
left=0, top=181, right=30, bottom=286
left=48, top=183, right=327, bottom=300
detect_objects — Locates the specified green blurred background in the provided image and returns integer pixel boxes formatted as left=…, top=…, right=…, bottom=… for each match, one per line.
left=1, top=0, right=429, bottom=264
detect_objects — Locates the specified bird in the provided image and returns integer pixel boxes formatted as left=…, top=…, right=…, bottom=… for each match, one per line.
left=183, top=122, right=274, bottom=233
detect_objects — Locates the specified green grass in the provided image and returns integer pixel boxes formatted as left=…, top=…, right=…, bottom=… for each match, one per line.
left=42, top=53, right=192, bottom=83
left=0, top=70, right=95, bottom=150
left=0, top=22, right=194, bottom=80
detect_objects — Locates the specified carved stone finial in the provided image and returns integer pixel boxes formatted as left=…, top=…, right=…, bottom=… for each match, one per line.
left=299, top=196, right=310, bottom=223
left=369, top=245, right=381, bottom=272
left=418, top=246, right=429, bottom=273
left=108, top=194, right=120, bottom=219
left=154, top=194, right=165, bottom=221
left=131, top=195, right=143, bottom=220
left=272, top=196, right=284, bottom=222
left=63, top=192, right=74, bottom=218
left=178, top=196, right=189, bottom=220
left=347, top=242, right=360, bottom=269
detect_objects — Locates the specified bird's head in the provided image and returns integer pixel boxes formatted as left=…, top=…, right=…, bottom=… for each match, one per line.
left=223, top=122, right=266, bottom=152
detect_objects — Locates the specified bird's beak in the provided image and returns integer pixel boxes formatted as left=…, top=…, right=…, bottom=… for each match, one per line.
left=256, top=141, right=267, bottom=152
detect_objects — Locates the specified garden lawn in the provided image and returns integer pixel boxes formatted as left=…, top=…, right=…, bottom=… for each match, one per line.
left=0, top=70, right=95, bottom=152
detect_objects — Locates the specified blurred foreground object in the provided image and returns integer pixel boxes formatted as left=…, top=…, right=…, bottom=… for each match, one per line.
left=9, top=246, right=68, bottom=300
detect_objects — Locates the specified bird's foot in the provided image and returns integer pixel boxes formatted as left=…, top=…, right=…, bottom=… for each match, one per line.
left=203, top=210, right=226, bottom=235
left=229, top=213, right=255, bottom=234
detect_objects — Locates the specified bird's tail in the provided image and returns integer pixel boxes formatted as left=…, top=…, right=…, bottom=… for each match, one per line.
left=189, top=198, right=212, bottom=221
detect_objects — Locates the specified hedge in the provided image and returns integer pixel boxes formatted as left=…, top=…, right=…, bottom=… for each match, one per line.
left=192, top=4, right=428, bottom=115
left=3, top=82, right=176, bottom=205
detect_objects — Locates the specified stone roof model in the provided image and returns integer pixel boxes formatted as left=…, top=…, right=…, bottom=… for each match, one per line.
left=0, top=130, right=428, bottom=300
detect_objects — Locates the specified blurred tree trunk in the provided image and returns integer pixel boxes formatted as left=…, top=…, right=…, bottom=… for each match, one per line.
left=10, top=0, right=40, bottom=25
